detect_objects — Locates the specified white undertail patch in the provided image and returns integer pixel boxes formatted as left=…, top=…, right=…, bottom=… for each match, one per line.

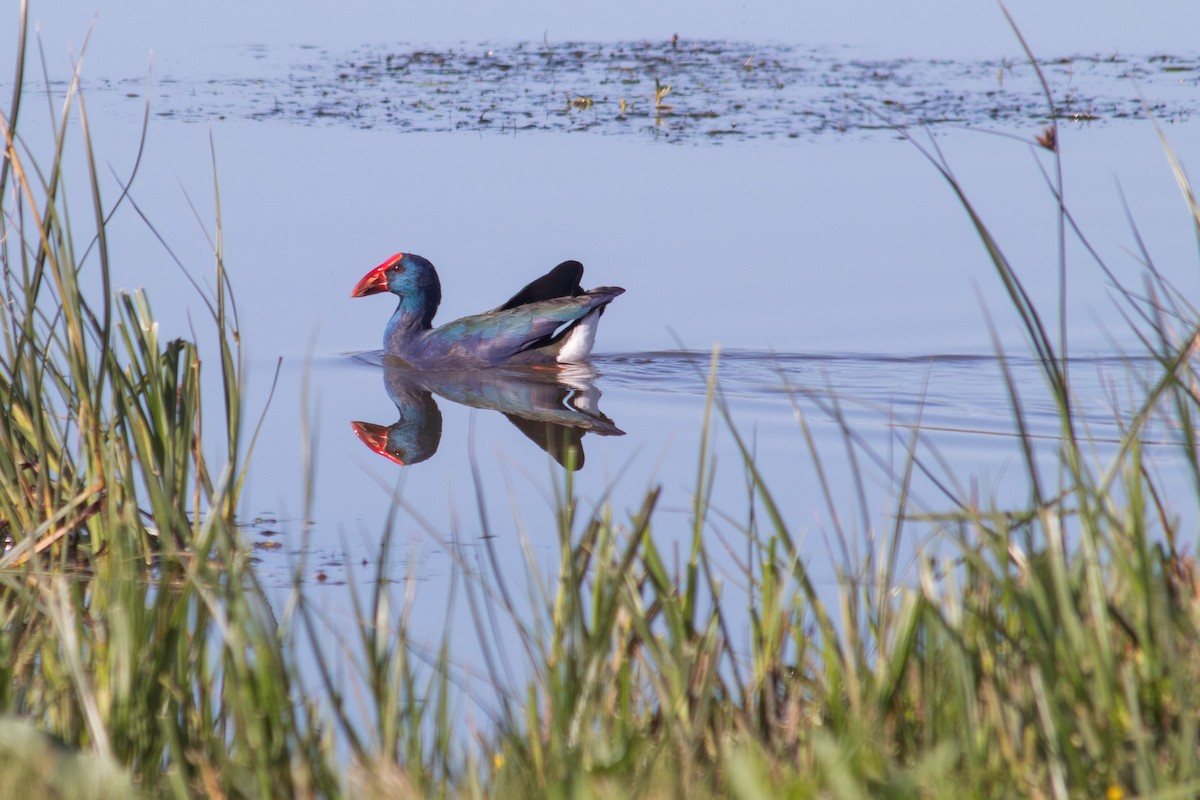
left=555, top=311, right=601, bottom=363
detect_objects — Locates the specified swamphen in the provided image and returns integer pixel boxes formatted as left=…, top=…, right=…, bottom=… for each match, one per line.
left=351, top=253, right=624, bottom=370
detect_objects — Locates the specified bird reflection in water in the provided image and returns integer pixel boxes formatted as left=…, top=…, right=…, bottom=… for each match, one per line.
left=351, top=365, right=624, bottom=468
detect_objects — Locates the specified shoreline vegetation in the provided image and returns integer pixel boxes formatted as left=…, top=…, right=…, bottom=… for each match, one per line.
left=4, top=4, right=1200, bottom=797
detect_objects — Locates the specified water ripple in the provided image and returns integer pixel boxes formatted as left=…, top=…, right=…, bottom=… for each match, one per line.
left=594, top=349, right=1173, bottom=446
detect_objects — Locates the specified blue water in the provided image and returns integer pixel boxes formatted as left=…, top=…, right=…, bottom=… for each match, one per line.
left=7, top=0, right=1200, bottom=746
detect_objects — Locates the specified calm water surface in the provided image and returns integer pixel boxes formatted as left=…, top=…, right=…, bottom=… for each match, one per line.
left=8, top=0, right=1200, bottom=733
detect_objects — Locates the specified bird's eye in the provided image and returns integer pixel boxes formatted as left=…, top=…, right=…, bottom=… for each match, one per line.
left=390, top=263, right=403, bottom=273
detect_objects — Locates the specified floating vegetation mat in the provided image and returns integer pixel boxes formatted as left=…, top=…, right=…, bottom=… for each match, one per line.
left=146, top=39, right=1200, bottom=142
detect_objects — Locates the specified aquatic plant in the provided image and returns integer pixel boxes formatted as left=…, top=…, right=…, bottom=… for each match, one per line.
left=654, top=76, right=673, bottom=115
left=0, top=26, right=245, bottom=566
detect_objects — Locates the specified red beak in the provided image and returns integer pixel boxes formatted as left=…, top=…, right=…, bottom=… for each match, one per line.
left=351, top=266, right=389, bottom=298
left=351, top=253, right=404, bottom=297
left=351, top=421, right=406, bottom=465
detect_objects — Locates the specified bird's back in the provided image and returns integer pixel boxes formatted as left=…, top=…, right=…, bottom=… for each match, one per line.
left=400, top=287, right=623, bottom=369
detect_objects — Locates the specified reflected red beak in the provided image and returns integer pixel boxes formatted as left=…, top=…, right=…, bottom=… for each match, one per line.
left=351, top=421, right=406, bottom=465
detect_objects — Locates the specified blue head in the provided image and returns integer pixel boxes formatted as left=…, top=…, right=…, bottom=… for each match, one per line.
left=351, top=252, right=443, bottom=329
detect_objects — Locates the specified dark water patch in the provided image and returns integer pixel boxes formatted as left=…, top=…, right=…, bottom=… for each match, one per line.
left=133, top=39, right=1200, bottom=143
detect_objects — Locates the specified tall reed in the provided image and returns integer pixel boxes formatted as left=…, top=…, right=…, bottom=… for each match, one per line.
left=0, top=6, right=340, bottom=797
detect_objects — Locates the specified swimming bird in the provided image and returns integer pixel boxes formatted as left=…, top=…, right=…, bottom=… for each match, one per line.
left=351, top=253, right=624, bottom=369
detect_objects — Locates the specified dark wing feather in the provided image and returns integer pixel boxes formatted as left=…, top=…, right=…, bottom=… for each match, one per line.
left=497, top=261, right=584, bottom=310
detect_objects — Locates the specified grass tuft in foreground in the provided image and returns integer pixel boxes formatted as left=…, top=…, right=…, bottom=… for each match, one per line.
left=0, top=7, right=337, bottom=797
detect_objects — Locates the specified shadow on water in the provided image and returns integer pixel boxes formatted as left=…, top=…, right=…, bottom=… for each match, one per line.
left=337, top=346, right=1175, bottom=481
left=346, top=353, right=624, bottom=468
